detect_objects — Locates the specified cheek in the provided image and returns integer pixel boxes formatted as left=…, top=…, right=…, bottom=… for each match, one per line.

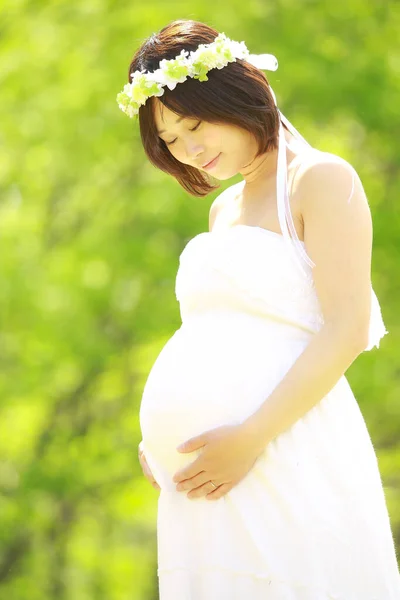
left=167, top=145, right=194, bottom=167
left=165, top=143, right=183, bottom=162
left=208, top=129, right=227, bottom=149
left=168, top=146, right=179, bottom=160
left=215, top=130, right=245, bottom=156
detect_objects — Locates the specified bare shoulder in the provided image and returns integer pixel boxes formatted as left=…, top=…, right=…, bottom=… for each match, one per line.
left=208, top=182, right=243, bottom=231
left=295, top=150, right=368, bottom=210
left=294, top=150, right=371, bottom=241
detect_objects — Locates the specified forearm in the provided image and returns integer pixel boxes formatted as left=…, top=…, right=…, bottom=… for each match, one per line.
left=244, top=322, right=367, bottom=453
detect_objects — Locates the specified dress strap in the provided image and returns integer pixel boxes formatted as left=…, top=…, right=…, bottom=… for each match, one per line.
left=276, top=110, right=357, bottom=279
left=276, top=111, right=316, bottom=277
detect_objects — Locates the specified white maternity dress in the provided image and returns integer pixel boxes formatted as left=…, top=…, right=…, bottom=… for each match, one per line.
left=139, top=112, right=400, bottom=599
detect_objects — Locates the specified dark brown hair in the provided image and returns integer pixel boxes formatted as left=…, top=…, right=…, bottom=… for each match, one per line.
left=127, top=19, right=280, bottom=197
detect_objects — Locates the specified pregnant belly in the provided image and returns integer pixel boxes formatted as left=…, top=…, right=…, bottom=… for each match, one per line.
left=139, top=311, right=311, bottom=490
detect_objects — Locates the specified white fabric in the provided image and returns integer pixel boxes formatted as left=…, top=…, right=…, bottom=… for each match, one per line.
left=139, top=119, right=398, bottom=599
left=247, top=53, right=279, bottom=71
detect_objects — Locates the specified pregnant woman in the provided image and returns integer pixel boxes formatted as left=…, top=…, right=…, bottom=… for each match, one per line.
left=117, top=19, right=400, bottom=599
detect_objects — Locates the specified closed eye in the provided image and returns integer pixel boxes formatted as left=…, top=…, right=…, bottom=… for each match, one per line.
left=190, top=121, right=201, bottom=132
left=164, top=121, right=202, bottom=146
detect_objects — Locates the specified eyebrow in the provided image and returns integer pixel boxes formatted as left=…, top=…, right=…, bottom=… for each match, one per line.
left=157, top=116, right=185, bottom=135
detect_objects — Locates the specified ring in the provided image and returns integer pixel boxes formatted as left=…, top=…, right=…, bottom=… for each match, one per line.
left=209, top=481, right=217, bottom=489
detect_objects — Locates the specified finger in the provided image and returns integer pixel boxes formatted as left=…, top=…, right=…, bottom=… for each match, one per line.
left=139, top=456, right=159, bottom=487
left=138, top=453, right=150, bottom=473
left=187, top=480, right=222, bottom=500
left=176, top=470, right=208, bottom=492
left=145, top=470, right=160, bottom=490
left=140, top=453, right=155, bottom=478
left=176, top=433, right=208, bottom=454
left=173, top=456, right=205, bottom=483
left=142, top=464, right=155, bottom=483
left=205, top=482, right=232, bottom=501
left=138, top=451, right=148, bottom=472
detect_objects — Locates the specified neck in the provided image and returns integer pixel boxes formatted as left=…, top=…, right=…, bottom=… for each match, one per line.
left=240, top=127, right=296, bottom=188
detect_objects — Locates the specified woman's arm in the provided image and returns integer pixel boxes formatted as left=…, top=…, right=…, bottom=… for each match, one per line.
left=244, top=318, right=367, bottom=453
left=244, top=154, right=374, bottom=451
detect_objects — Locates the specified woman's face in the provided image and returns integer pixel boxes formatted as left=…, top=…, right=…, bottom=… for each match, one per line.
left=153, top=99, right=261, bottom=181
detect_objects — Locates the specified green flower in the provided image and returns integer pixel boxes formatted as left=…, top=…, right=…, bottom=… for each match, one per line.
left=116, top=33, right=253, bottom=118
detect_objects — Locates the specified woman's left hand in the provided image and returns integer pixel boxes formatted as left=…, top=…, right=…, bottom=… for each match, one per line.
left=172, top=422, right=264, bottom=500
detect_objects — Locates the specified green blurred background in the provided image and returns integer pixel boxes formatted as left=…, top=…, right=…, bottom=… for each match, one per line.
left=1, top=1, right=399, bottom=598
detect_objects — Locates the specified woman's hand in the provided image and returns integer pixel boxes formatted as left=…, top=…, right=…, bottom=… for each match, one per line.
left=173, top=423, right=263, bottom=501
left=138, top=441, right=160, bottom=491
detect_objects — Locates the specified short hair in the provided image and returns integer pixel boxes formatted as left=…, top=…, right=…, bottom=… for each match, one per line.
left=126, top=19, right=280, bottom=197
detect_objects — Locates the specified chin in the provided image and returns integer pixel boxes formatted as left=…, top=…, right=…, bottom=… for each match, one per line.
left=213, top=174, right=233, bottom=181
left=214, top=169, right=240, bottom=181
left=209, top=163, right=240, bottom=180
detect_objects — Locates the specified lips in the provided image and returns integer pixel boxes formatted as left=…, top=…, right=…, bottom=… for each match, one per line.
left=201, top=153, right=221, bottom=169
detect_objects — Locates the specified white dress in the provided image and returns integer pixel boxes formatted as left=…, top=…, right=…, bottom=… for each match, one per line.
left=139, top=115, right=400, bottom=599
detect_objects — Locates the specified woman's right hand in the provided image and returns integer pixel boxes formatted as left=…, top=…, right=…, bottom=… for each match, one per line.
left=138, top=441, right=160, bottom=491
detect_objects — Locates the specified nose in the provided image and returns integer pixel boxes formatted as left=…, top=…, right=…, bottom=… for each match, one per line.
left=184, top=140, right=204, bottom=162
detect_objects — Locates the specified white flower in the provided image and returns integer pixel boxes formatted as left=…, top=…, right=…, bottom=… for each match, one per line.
left=125, top=104, right=137, bottom=118
left=116, top=33, right=276, bottom=118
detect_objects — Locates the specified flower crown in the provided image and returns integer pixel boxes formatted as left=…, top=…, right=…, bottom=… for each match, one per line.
left=116, top=33, right=278, bottom=119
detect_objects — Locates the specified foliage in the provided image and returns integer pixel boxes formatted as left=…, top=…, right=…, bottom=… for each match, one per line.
left=0, top=1, right=399, bottom=598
